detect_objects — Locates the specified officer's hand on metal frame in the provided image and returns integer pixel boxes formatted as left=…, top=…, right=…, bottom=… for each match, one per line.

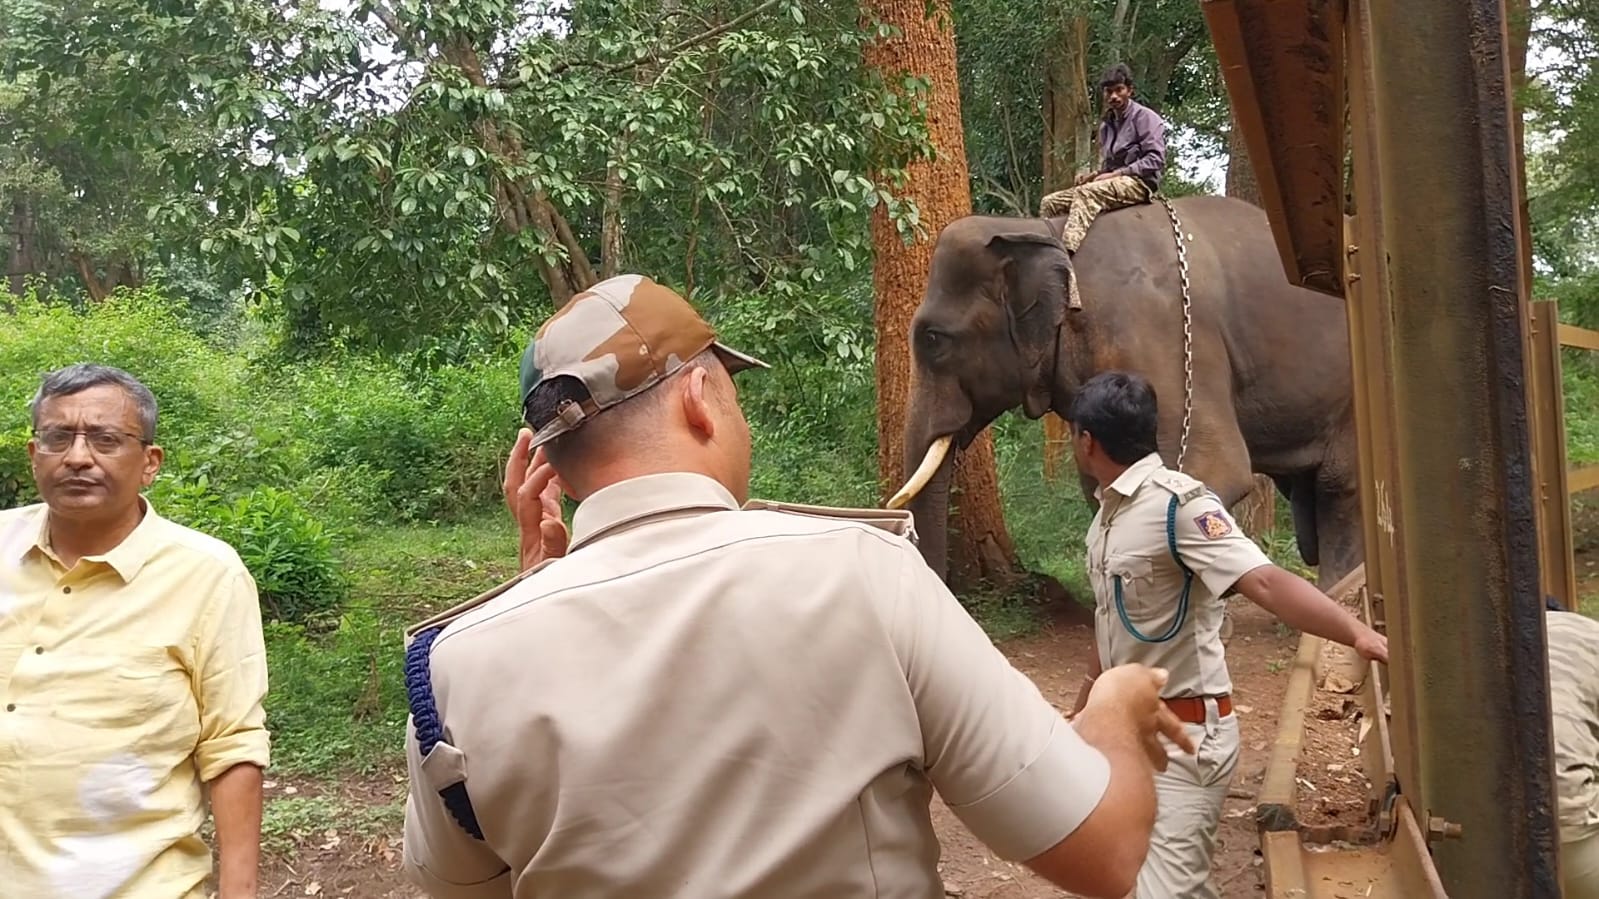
left=1353, top=628, right=1389, bottom=665
left=505, top=428, right=570, bottom=570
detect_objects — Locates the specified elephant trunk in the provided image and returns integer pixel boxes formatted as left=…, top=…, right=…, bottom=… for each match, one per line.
left=898, top=433, right=956, bottom=581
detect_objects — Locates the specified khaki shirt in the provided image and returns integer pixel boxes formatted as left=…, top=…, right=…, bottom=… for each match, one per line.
left=402, top=472, right=1111, bottom=898
left=1548, top=610, right=1599, bottom=843
left=1085, top=454, right=1273, bottom=698
left=0, top=500, right=271, bottom=898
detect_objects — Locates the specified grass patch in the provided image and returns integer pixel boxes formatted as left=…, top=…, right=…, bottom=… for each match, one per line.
left=260, top=793, right=405, bottom=856
left=263, top=513, right=514, bottom=776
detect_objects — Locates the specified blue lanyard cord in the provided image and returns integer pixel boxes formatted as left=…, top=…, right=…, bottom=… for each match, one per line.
left=1112, top=494, right=1196, bottom=644
left=405, top=625, right=487, bottom=840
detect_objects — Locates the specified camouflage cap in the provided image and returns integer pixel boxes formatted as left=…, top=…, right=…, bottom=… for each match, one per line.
left=520, top=274, right=768, bottom=448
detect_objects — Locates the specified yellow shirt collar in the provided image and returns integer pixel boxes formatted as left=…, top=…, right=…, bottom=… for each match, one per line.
left=25, top=496, right=166, bottom=581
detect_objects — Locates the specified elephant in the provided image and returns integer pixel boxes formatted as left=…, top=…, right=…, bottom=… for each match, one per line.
left=888, top=195, right=1362, bottom=592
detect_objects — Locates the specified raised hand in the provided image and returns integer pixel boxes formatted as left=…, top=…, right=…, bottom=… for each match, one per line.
left=504, top=428, right=570, bottom=570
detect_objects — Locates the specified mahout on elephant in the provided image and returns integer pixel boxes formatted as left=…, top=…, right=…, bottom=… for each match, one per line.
left=889, top=195, right=1361, bottom=591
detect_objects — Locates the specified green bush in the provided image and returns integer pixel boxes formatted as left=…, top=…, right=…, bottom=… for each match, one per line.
left=292, top=357, right=515, bottom=523
left=153, top=478, right=348, bottom=626
left=709, top=284, right=880, bottom=507
left=0, top=288, right=245, bottom=506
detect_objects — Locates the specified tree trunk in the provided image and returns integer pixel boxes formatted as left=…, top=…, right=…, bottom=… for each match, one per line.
left=1224, top=114, right=1278, bottom=539
left=864, top=0, right=1022, bottom=589
left=377, top=24, right=597, bottom=308
left=1040, top=14, right=1094, bottom=481
left=1226, top=121, right=1264, bottom=207
left=7, top=197, right=38, bottom=296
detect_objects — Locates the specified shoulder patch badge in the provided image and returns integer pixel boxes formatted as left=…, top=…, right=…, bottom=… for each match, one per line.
left=1193, top=510, right=1234, bottom=539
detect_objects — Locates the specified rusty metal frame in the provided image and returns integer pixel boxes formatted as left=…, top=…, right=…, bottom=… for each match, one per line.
left=1561, top=323, right=1599, bottom=352
left=1255, top=566, right=1370, bottom=835
left=1255, top=633, right=1324, bottom=833
left=1257, top=566, right=1446, bottom=897
left=1201, top=0, right=1346, bottom=296
left=1212, top=0, right=1561, bottom=892
left=1357, top=0, right=1559, bottom=893
left=1342, top=0, right=1421, bottom=828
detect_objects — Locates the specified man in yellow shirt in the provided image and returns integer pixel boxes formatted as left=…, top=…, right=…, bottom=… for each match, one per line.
left=0, top=363, right=271, bottom=898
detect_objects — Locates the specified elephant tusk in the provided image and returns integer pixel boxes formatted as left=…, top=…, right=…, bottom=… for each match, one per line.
left=887, top=435, right=953, bottom=510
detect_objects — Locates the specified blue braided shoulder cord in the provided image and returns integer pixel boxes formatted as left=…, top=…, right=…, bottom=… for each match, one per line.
left=405, top=625, right=486, bottom=840
left=1112, top=493, right=1195, bottom=643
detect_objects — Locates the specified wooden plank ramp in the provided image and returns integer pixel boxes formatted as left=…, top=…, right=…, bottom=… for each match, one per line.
left=1256, top=564, right=1448, bottom=897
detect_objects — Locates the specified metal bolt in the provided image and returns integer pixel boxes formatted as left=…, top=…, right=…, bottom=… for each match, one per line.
left=1427, top=816, right=1463, bottom=840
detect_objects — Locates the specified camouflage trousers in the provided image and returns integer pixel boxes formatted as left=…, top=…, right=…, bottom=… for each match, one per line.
left=1038, top=174, right=1152, bottom=253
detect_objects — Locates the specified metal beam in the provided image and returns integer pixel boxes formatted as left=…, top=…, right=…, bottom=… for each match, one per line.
left=1570, top=465, right=1599, bottom=494
left=1363, top=0, right=1559, bottom=893
left=1201, top=0, right=1345, bottom=296
left=1343, top=0, right=1421, bottom=826
left=1256, top=632, right=1322, bottom=831
left=1529, top=301, right=1578, bottom=607
left=1560, top=323, right=1599, bottom=352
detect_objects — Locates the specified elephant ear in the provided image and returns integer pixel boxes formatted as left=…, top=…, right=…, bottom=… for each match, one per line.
left=985, top=227, right=1071, bottom=418
left=985, top=228, right=1070, bottom=316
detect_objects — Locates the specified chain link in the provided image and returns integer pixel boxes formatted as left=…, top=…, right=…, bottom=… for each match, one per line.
left=1157, top=195, right=1196, bottom=472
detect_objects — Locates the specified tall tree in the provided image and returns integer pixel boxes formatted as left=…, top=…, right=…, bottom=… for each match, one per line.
left=863, top=0, right=1022, bottom=587
left=8, top=0, right=930, bottom=351
left=1225, top=122, right=1262, bottom=205
left=1038, top=10, right=1092, bottom=482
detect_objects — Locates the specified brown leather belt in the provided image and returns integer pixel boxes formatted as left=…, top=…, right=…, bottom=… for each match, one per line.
left=1163, top=694, right=1232, bottom=724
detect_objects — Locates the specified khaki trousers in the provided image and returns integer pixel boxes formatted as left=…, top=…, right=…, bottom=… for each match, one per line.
left=1566, top=829, right=1599, bottom=899
left=1134, top=702, right=1240, bottom=899
left=1038, top=175, right=1152, bottom=253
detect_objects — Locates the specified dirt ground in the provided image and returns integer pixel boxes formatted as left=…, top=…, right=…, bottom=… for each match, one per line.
left=259, top=600, right=1303, bottom=899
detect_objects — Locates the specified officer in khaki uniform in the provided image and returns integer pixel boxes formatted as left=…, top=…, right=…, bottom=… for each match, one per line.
left=1546, top=601, right=1599, bottom=899
left=400, top=274, right=1198, bottom=899
left=1063, top=371, right=1388, bottom=899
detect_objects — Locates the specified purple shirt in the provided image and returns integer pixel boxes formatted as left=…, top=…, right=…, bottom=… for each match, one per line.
left=1099, top=99, right=1167, bottom=190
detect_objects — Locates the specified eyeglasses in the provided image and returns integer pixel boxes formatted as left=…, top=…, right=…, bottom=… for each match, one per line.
left=32, top=428, right=150, bottom=455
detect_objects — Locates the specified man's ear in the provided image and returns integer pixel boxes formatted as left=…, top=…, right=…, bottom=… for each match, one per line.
left=681, top=366, right=717, bottom=440
left=141, top=445, right=164, bottom=486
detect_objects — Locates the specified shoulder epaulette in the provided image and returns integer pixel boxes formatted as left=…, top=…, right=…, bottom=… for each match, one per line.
left=740, top=498, right=919, bottom=546
left=404, top=558, right=557, bottom=645
left=1147, top=469, right=1206, bottom=505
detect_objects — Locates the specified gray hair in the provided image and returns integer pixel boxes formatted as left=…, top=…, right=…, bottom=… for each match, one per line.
left=29, top=364, right=159, bottom=441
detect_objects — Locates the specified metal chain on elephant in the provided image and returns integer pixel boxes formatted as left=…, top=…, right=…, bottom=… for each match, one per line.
left=1156, top=194, right=1196, bottom=472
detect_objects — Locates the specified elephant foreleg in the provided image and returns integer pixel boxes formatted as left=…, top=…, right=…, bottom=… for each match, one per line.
left=1313, top=477, right=1364, bottom=591
left=1285, top=472, right=1320, bottom=568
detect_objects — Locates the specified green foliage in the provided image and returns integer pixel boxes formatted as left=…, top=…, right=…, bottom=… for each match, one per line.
left=155, top=480, right=349, bottom=626
left=990, top=412, right=1096, bottom=596
left=709, top=281, right=879, bottom=506
left=261, top=606, right=407, bottom=775
left=1563, top=351, right=1599, bottom=464
left=0, top=287, right=243, bottom=506
left=260, top=794, right=405, bottom=856
left=292, top=358, right=515, bottom=522
left=7, top=0, right=937, bottom=353
left=0, top=0, right=206, bottom=299
left=956, top=0, right=1226, bottom=215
